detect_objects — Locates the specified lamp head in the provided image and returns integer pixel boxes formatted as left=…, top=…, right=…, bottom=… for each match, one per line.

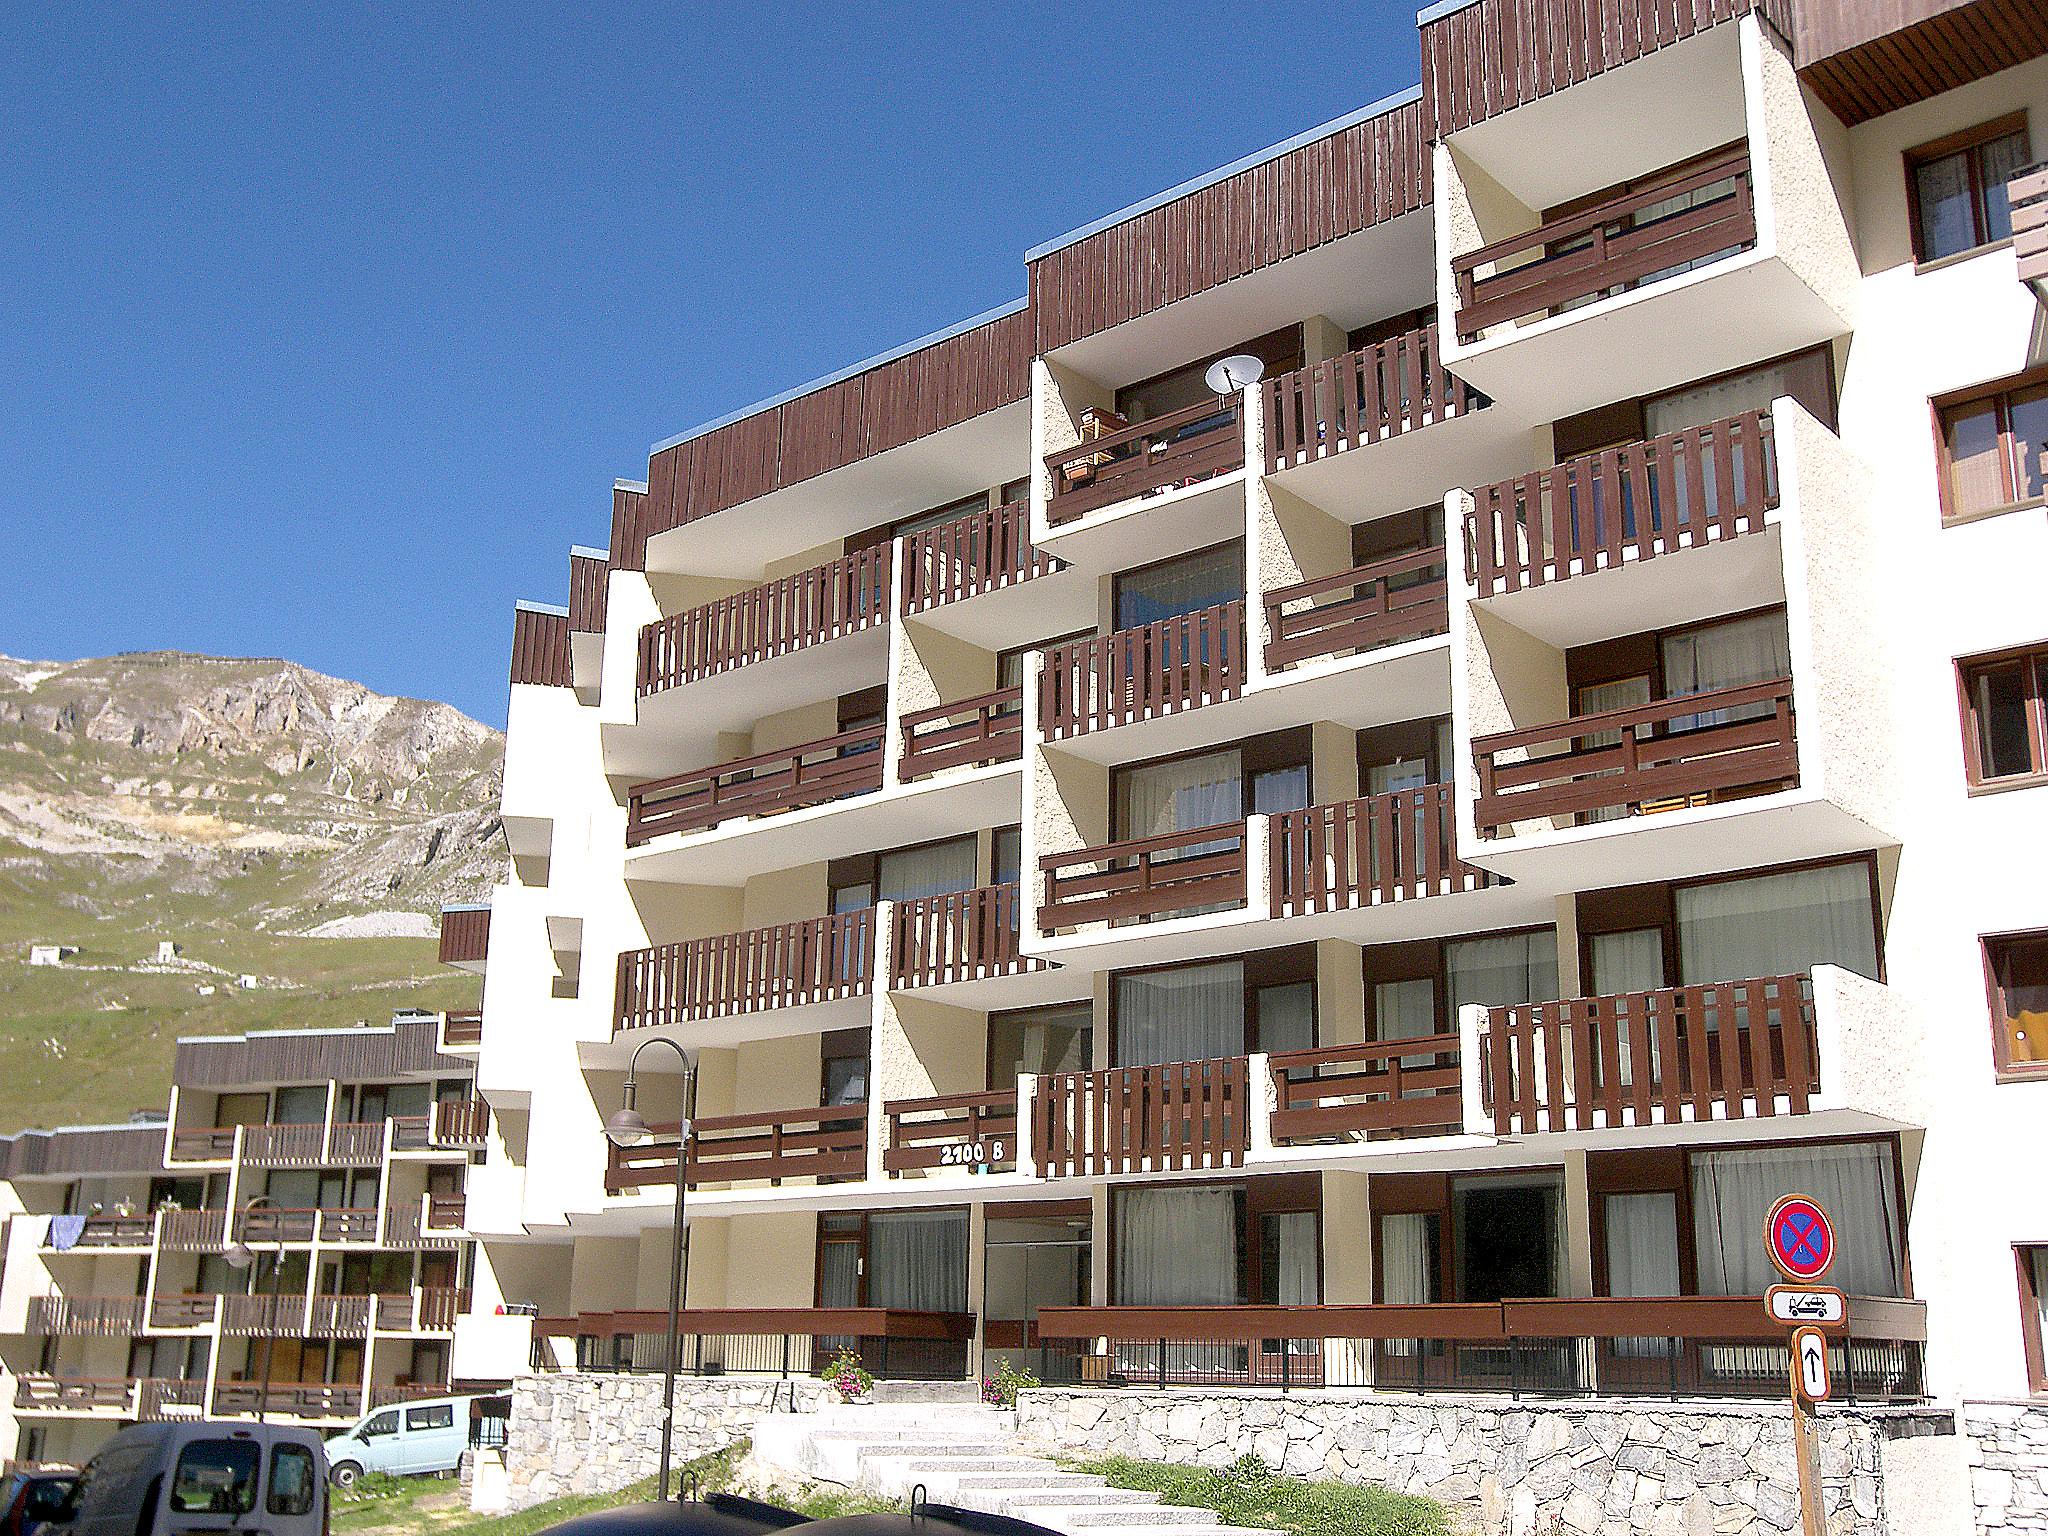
left=606, top=1078, right=648, bottom=1147
left=225, top=1241, right=254, bottom=1271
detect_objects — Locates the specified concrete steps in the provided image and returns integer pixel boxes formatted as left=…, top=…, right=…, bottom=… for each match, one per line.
left=748, top=1403, right=1268, bottom=1536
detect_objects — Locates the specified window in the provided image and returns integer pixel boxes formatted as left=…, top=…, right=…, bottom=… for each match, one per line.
left=405, top=1403, right=456, bottom=1431
left=988, top=1004, right=1092, bottom=1085
left=877, top=837, right=978, bottom=903
left=1907, top=114, right=2031, bottom=262
left=1937, top=374, right=2048, bottom=519
left=1115, top=962, right=1243, bottom=1067
left=1113, top=543, right=1243, bottom=630
left=2017, top=1246, right=2048, bottom=1392
left=992, top=827, right=1022, bottom=887
left=267, top=1444, right=317, bottom=1517
left=1690, top=1140, right=1902, bottom=1297
left=363, top=1411, right=400, bottom=1438
left=1987, top=932, right=2048, bottom=1075
left=1674, top=861, right=1880, bottom=984
left=169, top=1439, right=260, bottom=1516
left=1960, top=647, right=2048, bottom=785
left=1445, top=932, right=1559, bottom=1015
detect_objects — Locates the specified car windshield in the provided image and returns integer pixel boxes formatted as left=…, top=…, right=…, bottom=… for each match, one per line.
left=169, top=1440, right=260, bottom=1516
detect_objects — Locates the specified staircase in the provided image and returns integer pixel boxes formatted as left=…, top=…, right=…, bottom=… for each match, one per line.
left=750, top=1403, right=1264, bottom=1536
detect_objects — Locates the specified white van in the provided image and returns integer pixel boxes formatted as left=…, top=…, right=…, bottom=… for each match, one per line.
left=54, top=1422, right=325, bottom=1536
left=324, top=1396, right=475, bottom=1487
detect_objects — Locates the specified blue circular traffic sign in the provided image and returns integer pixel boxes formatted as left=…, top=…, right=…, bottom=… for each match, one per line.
left=1766, top=1194, right=1834, bottom=1282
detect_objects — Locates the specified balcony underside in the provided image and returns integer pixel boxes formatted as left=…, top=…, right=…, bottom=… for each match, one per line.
left=1446, top=252, right=1848, bottom=428
left=1038, top=468, right=1246, bottom=576
left=1268, top=396, right=1533, bottom=523
left=1045, top=635, right=1450, bottom=769
left=1472, top=517, right=1785, bottom=651
left=581, top=991, right=873, bottom=1066
left=622, top=760, right=1021, bottom=885
left=898, top=962, right=1091, bottom=1012
left=905, top=560, right=1096, bottom=653
left=612, top=624, right=891, bottom=781
left=643, top=400, right=1031, bottom=579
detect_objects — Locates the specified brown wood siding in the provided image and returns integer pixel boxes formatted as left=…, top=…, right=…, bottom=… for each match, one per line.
left=509, top=606, right=572, bottom=688
left=0, top=1125, right=165, bottom=1179
left=1028, top=100, right=1430, bottom=354
left=171, top=1017, right=471, bottom=1087
left=567, top=552, right=609, bottom=634
left=2017, top=163, right=2048, bottom=292
left=1421, top=0, right=1792, bottom=138
left=439, top=906, right=491, bottom=967
left=611, top=484, right=649, bottom=572
left=1796, top=0, right=2048, bottom=127
left=641, top=308, right=1032, bottom=539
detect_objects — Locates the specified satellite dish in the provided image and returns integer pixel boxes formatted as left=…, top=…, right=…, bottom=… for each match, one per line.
left=1205, top=354, right=1265, bottom=394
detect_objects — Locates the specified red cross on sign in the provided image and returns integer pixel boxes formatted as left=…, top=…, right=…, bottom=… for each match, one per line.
left=1767, top=1194, right=1835, bottom=1283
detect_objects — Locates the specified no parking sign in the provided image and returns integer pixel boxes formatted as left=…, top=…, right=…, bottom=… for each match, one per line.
left=1766, top=1193, right=1835, bottom=1283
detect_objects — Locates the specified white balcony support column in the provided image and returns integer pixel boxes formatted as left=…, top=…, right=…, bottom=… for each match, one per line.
left=865, top=901, right=897, bottom=1182
left=1244, top=814, right=1273, bottom=921
left=1247, top=1052, right=1275, bottom=1161
left=1014, top=1072, right=1038, bottom=1181
left=1562, top=1150, right=1595, bottom=1298
left=882, top=542, right=909, bottom=792
left=1457, top=1002, right=1492, bottom=1137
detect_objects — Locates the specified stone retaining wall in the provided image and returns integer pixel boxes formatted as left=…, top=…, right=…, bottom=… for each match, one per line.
left=1967, top=1402, right=2048, bottom=1534
left=502, top=1373, right=834, bottom=1510
left=1016, top=1388, right=1960, bottom=1536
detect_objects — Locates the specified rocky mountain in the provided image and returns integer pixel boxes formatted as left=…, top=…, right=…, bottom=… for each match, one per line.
left=0, top=651, right=505, bottom=932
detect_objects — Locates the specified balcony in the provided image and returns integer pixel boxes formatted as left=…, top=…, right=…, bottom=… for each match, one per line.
left=2018, top=163, right=2048, bottom=304
left=426, top=1193, right=466, bottom=1231
left=899, top=688, right=1023, bottom=781
left=382, top=1195, right=465, bottom=1248
left=239, top=1122, right=326, bottom=1168
left=158, top=1209, right=227, bottom=1252
left=325, top=1122, right=385, bottom=1164
left=1032, top=1058, right=1252, bottom=1178
left=1032, top=1296, right=1925, bottom=1399
left=432, top=1099, right=491, bottom=1149
left=604, top=1105, right=869, bottom=1193
left=213, top=1381, right=361, bottom=1420
left=539, top=1307, right=974, bottom=1382
left=883, top=1089, right=1020, bottom=1177
left=1471, top=678, right=1799, bottom=840
left=137, top=1378, right=205, bottom=1421
left=222, top=1292, right=302, bottom=1335
left=1463, top=409, right=1777, bottom=601
left=898, top=503, right=1090, bottom=647
left=168, top=1126, right=237, bottom=1162
left=626, top=726, right=885, bottom=847
left=633, top=547, right=893, bottom=759
left=613, top=910, right=874, bottom=1040
left=306, top=1294, right=375, bottom=1338
left=316, top=1207, right=380, bottom=1243
left=12, top=1376, right=141, bottom=1415
left=1046, top=396, right=1244, bottom=528
left=26, top=1295, right=143, bottom=1336
left=442, top=1009, right=484, bottom=1048
left=1268, top=1039, right=1466, bottom=1143
left=148, top=1294, right=222, bottom=1329
left=48, top=1214, right=155, bottom=1249
left=1262, top=548, right=1449, bottom=672
left=889, top=883, right=1064, bottom=1005
left=1261, top=328, right=1520, bottom=518
left=1039, top=822, right=1248, bottom=936
left=438, top=904, right=490, bottom=973
left=1037, top=602, right=1246, bottom=751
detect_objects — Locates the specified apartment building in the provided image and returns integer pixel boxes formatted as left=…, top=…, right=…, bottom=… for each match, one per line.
left=450, top=0, right=2048, bottom=1435
left=0, top=1012, right=491, bottom=1467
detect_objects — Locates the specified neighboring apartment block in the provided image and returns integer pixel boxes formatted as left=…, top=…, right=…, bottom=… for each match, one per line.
left=0, top=1012, right=491, bottom=1467
left=449, top=0, right=2048, bottom=1448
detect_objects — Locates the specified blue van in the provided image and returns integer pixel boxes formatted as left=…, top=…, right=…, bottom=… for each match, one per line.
left=324, top=1397, right=475, bottom=1487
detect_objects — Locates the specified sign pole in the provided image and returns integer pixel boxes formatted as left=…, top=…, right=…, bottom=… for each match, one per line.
left=1789, top=1353, right=1824, bottom=1536
left=1765, top=1195, right=1838, bottom=1536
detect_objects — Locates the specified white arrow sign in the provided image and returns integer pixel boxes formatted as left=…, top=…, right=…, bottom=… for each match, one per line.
left=1767, top=1286, right=1846, bottom=1326
left=1793, top=1326, right=1832, bottom=1403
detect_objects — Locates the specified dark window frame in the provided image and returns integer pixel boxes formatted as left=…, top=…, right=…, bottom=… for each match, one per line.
left=1932, top=365, right=2048, bottom=523
left=1904, top=112, right=2031, bottom=265
left=1957, top=643, right=2048, bottom=790
left=1985, top=929, right=2048, bottom=1082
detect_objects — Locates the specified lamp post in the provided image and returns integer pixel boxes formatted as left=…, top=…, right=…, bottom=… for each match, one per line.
left=224, top=1194, right=285, bottom=1424
left=604, top=1038, right=697, bottom=1501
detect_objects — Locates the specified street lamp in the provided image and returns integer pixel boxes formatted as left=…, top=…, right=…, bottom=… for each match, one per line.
left=224, top=1194, right=284, bottom=1424
left=605, top=1038, right=697, bottom=1502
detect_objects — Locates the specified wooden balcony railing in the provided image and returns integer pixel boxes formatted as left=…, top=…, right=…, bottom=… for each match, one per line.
left=1039, top=601, right=1247, bottom=742
left=417, top=1285, right=469, bottom=1332
left=1262, top=548, right=1449, bottom=670
left=899, top=688, right=1023, bottom=780
left=1471, top=677, right=1798, bottom=835
left=390, top=1115, right=431, bottom=1151
left=1033, top=1295, right=1925, bottom=1399
left=307, top=1294, right=374, bottom=1337
left=64, top=1215, right=155, bottom=1247
left=889, top=882, right=1046, bottom=989
left=1464, top=409, right=1777, bottom=596
left=148, top=1294, right=222, bottom=1330
left=368, top=1383, right=456, bottom=1408
left=317, top=1207, right=380, bottom=1243
left=604, top=1105, right=869, bottom=1193
left=614, top=909, right=874, bottom=1033
left=900, top=501, right=1059, bottom=614
left=158, top=1209, right=227, bottom=1251
left=1263, top=326, right=1486, bottom=471
left=883, top=1089, right=1019, bottom=1176
left=222, top=1292, right=304, bottom=1335
left=443, top=1009, right=484, bottom=1046
left=626, top=725, right=886, bottom=845
left=1451, top=144, right=1756, bottom=341
left=213, top=1381, right=361, bottom=1419
left=638, top=544, right=891, bottom=696
left=27, top=1295, right=144, bottom=1336
left=1033, top=1058, right=1251, bottom=1179
left=2017, top=163, right=2048, bottom=295
left=433, top=1099, right=491, bottom=1148
left=1040, top=823, right=1247, bottom=932
left=238, top=1207, right=319, bottom=1244
left=1046, top=396, right=1245, bottom=525
left=169, top=1126, right=237, bottom=1161
left=426, top=1194, right=467, bottom=1231
left=13, top=1375, right=136, bottom=1411
left=1482, top=975, right=1821, bottom=1135
left=136, top=1378, right=205, bottom=1421
left=1267, top=1037, right=1466, bottom=1142
left=239, top=1122, right=325, bottom=1168
left=543, top=1307, right=975, bottom=1382
left=1270, top=785, right=1497, bottom=917
left=326, top=1122, right=385, bottom=1164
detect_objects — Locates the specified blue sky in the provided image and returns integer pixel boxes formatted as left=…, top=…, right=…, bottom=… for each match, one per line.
left=1, top=3, right=1420, bottom=727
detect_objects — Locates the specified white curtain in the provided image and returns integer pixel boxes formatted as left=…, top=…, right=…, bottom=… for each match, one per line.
left=868, top=1210, right=969, bottom=1312
left=1117, top=1188, right=1237, bottom=1305
left=1115, top=962, right=1242, bottom=1066
left=1676, top=862, right=1879, bottom=984
left=1690, top=1141, right=1902, bottom=1297
left=1254, top=982, right=1315, bottom=1058
left=1114, top=545, right=1243, bottom=629
left=1660, top=611, right=1791, bottom=731
left=1447, top=932, right=1560, bottom=1014
left=1379, top=1213, right=1436, bottom=1304
left=1590, top=929, right=1666, bottom=995
left=1117, top=751, right=1242, bottom=842
left=1604, top=1193, right=1681, bottom=1296
left=1265, top=1213, right=1319, bottom=1306
left=878, top=837, right=978, bottom=904
left=1374, top=979, right=1437, bottom=1042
